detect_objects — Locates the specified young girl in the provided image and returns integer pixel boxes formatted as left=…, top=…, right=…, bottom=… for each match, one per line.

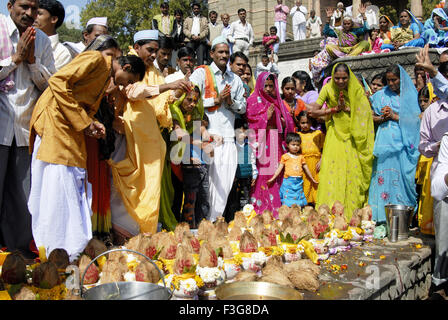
left=268, top=132, right=318, bottom=207
left=415, top=85, right=435, bottom=234
left=281, top=77, right=306, bottom=130
left=362, top=29, right=391, bottom=55
left=297, top=111, right=325, bottom=205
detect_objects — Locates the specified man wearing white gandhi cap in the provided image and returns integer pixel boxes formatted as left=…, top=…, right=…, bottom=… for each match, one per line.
left=63, top=17, right=109, bottom=58
left=189, top=35, right=246, bottom=222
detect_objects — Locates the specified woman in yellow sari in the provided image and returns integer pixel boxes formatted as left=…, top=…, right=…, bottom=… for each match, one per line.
left=307, top=63, right=375, bottom=220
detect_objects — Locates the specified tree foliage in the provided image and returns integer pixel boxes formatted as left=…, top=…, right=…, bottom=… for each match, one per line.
left=79, top=0, right=207, bottom=51
left=58, top=23, right=83, bottom=43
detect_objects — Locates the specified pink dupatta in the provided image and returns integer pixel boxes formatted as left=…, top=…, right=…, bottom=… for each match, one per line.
left=246, top=72, right=295, bottom=144
left=246, top=72, right=295, bottom=216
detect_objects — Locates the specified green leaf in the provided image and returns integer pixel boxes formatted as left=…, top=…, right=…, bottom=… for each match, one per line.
left=214, top=247, right=223, bottom=258
left=280, top=232, right=286, bottom=243
left=152, top=246, right=163, bottom=261
left=183, top=264, right=196, bottom=274
left=7, top=283, right=23, bottom=298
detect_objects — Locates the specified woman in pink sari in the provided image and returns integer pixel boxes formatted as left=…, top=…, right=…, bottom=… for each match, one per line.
left=247, top=72, right=295, bottom=217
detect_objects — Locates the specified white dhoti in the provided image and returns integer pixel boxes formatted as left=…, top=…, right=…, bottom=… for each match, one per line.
left=109, top=133, right=140, bottom=237
left=28, top=136, right=93, bottom=262
left=293, top=22, right=307, bottom=40
left=208, top=140, right=238, bottom=222
left=233, top=39, right=250, bottom=57
left=275, top=21, right=287, bottom=43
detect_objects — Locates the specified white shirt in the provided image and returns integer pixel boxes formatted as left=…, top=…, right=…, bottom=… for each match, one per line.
left=49, top=34, right=72, bottom=71
left=0, top=15, right=56, bottom=147
left=189, top=62, right=246, bottom=139
left=191, top=15, right=201, bottom=36
left=165, top=69, right=185, bottom=83
left=221, top=24, right=231, bottom=39
left=227, top=20, right=254, bottom=46
left=290, top=5, right=308, bottom=25
left=431, top=133, right=448, bottom=201
left=255, top=62, right=280, bottom=79
left=306, top=16, right=322, bottom=37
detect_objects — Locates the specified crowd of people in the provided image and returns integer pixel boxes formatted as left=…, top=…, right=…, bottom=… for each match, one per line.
left=1, top=0, right=448, bottom=299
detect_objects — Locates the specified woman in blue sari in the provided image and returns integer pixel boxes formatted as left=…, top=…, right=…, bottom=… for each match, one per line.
left=368, top=64, right=421, bottom=223
left=381, top=10, right=425, bottom=51
left=422, top=8, right=448, bottom=48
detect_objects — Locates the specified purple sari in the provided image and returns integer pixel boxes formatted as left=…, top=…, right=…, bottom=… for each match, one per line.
left=246, top=72, right=295, bottom=217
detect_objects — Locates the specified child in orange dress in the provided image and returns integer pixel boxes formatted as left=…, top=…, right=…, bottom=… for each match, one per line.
left=297, top=111, right=325, bottom=205
left=268, top=132, right=317, bottom=207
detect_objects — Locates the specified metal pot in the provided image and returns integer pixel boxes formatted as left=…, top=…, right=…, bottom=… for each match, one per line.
left=215, top=281, right=303, bottom=300
left=384, top=204, right=414, bottom=242
left=81, top=248, right=173, bottom=300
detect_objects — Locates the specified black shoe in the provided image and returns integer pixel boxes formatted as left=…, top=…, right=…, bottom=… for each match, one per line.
left=428, top=282, right=448, bottom=299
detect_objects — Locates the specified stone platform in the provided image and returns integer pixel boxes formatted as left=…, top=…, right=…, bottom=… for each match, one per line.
left=302, top=232, right=433, bottom=300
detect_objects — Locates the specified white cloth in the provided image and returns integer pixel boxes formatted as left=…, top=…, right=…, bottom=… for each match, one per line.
left=432, top=133, right=448, bottom=201
left=165, top=69, right=186, bottom=83
left=227, top=20, right=254, bottom=46
left=236, top=141, right=258, bottom=179
left=63, top=41, right=85, bottom=55
left=432, top=197, right=448, bottom=286
left=255, top=62, right=280, bottom=79
left=189, top=62, right=246, bottom=139
left=208, top=141, right=238, bottom=222
left=0, top=15, right=55, bottom=147
left=49, top=34, right=72, bottom=71
left=233, top=39, right=250, bottom=56
left=361, top=5, right=380, bottom=29
left=275, top=21, right=287, bottom=43
left=290, top=5, right=308, bottom=25
left=191, top=15, right=201, bottom=36
left=109, top=133, right=140, bottom=236
left=28, top=136, right=93, bottom=262
left=293, top=22, right=307, bottom=40
left=306, top=17, right=322, bottom=38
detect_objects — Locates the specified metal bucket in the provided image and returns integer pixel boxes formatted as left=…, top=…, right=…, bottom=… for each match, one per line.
left=384, top=204, right=414, bottom=242
left=81, top=248, right=173, bottom=300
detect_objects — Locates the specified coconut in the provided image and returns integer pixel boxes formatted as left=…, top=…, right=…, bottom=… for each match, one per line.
left=214, top=217, right=229, bottom=237
left=261, top=210, right=273, bottom=225
left=84, top=238, right=107, bottom=260
left=233, top=211, right=247, bottom=228
left=135, top=261, right=160, bottom=283
left=48, top=248, right=70, bottom=269
left=173, top=244, right=195, bottom=275
left=1, top=251, right=27, bottom=284
left=32, top=261, right=60, bottom=289
left=174, top=222, right=191, bottom=243
left=240, top=230, right=258, bottom=253
left=198, top=242, right=218, bottom=268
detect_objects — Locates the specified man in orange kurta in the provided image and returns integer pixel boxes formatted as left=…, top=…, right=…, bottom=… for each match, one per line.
left=108, top=30, right=191, bottom=236
left=28, top=51, right=145, bottom=260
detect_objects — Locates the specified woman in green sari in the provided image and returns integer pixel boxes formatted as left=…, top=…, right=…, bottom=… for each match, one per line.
left=307, top=63, right=375, bottom=220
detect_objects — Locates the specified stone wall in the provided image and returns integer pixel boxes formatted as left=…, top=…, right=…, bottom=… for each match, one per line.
left=249, top=37, right=440, bottom=85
